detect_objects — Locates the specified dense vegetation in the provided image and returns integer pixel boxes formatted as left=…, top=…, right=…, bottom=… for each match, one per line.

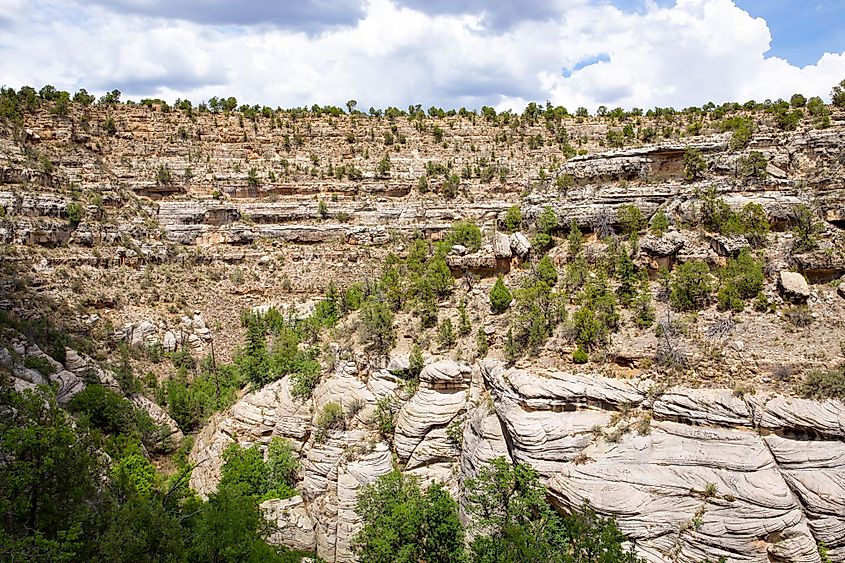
left=354, top=458, right=641, bottom=563
left=0, top=381, right=309, bottom=562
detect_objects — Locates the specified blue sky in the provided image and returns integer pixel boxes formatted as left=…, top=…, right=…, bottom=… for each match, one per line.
left=0, top=0, right=843, bottom=110
left=735, top=0, right=845, bottom=66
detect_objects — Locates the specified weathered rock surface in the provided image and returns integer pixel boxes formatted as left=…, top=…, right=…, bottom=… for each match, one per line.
left=189, top=358, right=845, bottom=562
left=189, top=376, right=311, bottom=497
left=779, top=270, right=812, bottom=303
left=262, top=496, right=318, bottom=553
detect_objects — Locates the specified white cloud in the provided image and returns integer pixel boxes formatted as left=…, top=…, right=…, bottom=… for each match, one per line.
left=0, top=0, right=843, bottom=111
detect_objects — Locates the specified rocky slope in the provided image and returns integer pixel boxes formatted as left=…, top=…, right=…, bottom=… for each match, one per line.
left=2, top=100, right=845, bottom=562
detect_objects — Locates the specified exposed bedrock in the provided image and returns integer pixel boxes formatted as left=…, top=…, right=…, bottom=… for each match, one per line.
left=188, top=359, right=844, bottom=562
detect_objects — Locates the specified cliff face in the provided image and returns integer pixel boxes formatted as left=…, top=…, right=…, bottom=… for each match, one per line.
left=2, top=103, right=845, bottom=562
left=187, top=358, right=845, bottom=563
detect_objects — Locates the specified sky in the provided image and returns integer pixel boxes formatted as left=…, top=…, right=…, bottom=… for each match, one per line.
left=0, top=0, right=843, bottom=112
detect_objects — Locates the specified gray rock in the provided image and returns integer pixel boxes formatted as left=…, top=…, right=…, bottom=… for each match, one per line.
left=262, top=496, right=317, bottom=553
left=710, top=233, right=750, bottom=256
left=640, top=233, right=684, bottom=256
left=509, top=232, right=531, bottom=257
left=493, top=232, right=512, bottom=258
left=419, top=359, right=471, bottom=387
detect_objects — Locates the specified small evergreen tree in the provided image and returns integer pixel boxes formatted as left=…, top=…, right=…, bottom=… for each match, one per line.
left=670, top=260, right=713, bottom=312
left=567, top=219, right=583, bottom=257
left=457, top=300, right=472, bottom=336
left=360, top=298, right=396, bottom=356
left=503, top=206, right=522, bottom=233
left=438, top=318, right=456, bottom=349
left=683, top=147, right=707, bottom=181
left=650, top=209, right=669, bottom=236
left=616, top=247, right=638, bottom=305
left=476, top=326, right=489, bottom=357
left=490, top=276, right=513, bottom=314
left=536, top=255, right=558, bottom=286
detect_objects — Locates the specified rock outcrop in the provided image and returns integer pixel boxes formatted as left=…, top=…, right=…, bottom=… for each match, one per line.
left=190, top=359, right=845, bottom=562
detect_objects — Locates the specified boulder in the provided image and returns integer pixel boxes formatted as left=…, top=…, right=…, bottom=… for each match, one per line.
left=509, top=232, right=531, bottom=258
left=778, top=271, right=811, bottom=303
left=492, top=232, right=512, bottom=258
left=640, top=232, right=685, bottom=256
left=710, top=234, right=750, bottom=257
left=419, top=359, right=471, bottom=387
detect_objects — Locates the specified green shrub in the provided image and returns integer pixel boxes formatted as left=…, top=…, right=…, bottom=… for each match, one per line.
left=774, top=106, right=802, bottom=131
left=372, top=398, right=397, bottom=440
left=831, top=79, right=845, bottom=108
left=717, top=249, right=764, bottom=311
left=441, top=173, right=460, bottom=199
left=247, top=168, right=259, bottom=187
left=739, top=202, right=770, bottom=247
left=721, top=116, right=754, bottom=150
left=155, top=164, right=172, bottom=185
left=341, top=283, right=365, bottom=312
left=447, top=220, right=482, bottom=252
left=23, top=354, right=56, bottom=376
left=465, top=458, right=639, bottom=563
left=567, top=219, right=583, bottom=256
left=790, top=93, right=807, bottom=108
left=736, top=152, right=768, bottom=179
left=408, top=344, right=424, bottom=378
left=169, top=348, right=195, bottom=371
left=352, top=471, right=464, bottom=563
left=650, top=209, right=669, bottom=236
left=159, top=360, right=243, bottom=432
left=437, top=318, right=456, bottom=349
left=489, top=276, right=512, bottom=314
left=670, top=260, right=713, bottom=312
left=511, top=278, right=566, bottom=354
left=416, top=175, right=429, bottom=193
left=503, top=206, right=522, bottom=232
left=457, top=300, right=471, bottom=336
left=572, top=346, right=589, bottom=364
left=316, top=402, right=345, bottom=441
left=633, top=273, right=656, bottom=328
left=753, top=291, right=773, bottom=313
left=290, top=369, right=320, bottom=399
left=536, top=206, right=558, bottom=236
left=615, top=248, right=638, bottom=305
left=617, top=204, right=646, bottom=237
left=376, top=153, right=391, bottom=178
left=791, top=204, right=822, bottom=253
left=360, top=298, right=396, bottom=356
left=68, top=384, right=137, bottom=435
left=572, top=275, right=618, bottom=350
left=802, top=368, right=845, bottom=400
left=475, top=327, right=489, bottom=357
left=536, top=255, right=558, bottom=286
left=219, top=437, right=298, bottom=500
left=564, top=256, right=589, bottom=293
left=717, top=283, right=744, bottom=312
left=110, top=454, right=156, bottom=497
left=66, top=201, right=83, bottom=227
left=683, top=147, right=707, bottom=181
